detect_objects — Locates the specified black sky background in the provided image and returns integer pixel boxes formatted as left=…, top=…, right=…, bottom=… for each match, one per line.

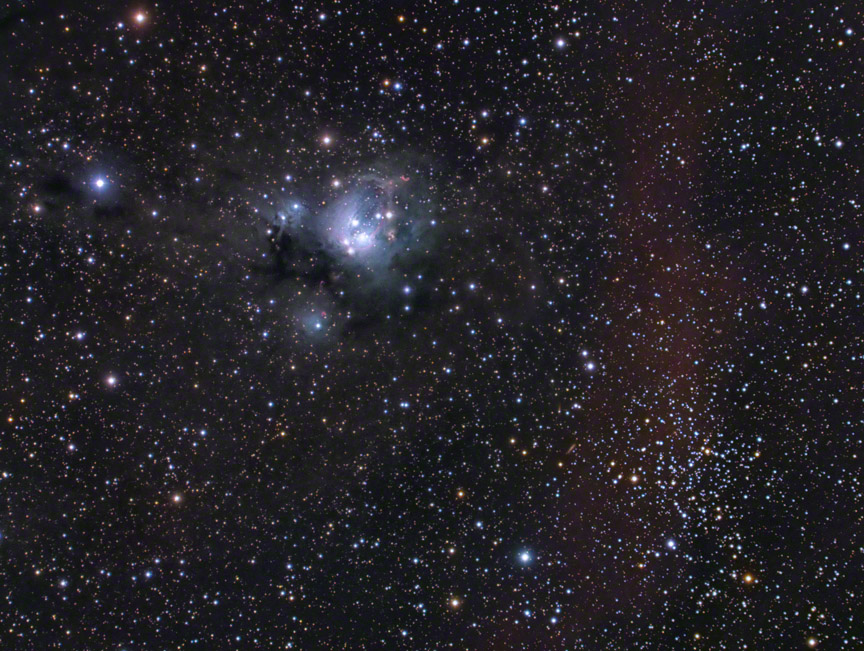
left=1, top=1, right=862, bottom=649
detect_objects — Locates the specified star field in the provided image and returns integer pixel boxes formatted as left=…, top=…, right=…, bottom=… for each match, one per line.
left=1, top=2, right=862, bottom=649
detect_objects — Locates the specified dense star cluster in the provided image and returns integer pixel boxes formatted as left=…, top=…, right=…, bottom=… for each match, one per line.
left=1, top=2, right=861, bottom=649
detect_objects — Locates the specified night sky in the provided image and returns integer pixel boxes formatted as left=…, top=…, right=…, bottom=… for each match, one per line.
left=1, top=2, right=862, bottom=649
